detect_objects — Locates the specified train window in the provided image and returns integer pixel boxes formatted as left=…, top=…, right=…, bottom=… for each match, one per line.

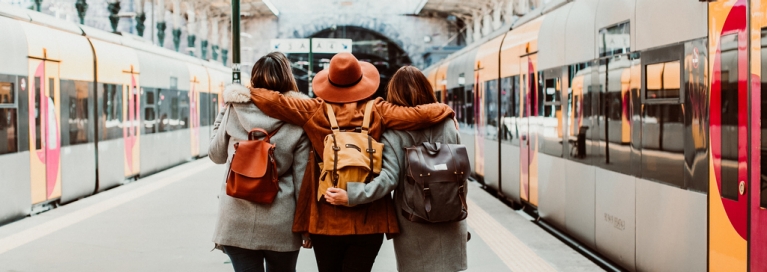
left=567, top=62, right=592, bottom=160
left=0, top=82, right=14, bottom=105
left=541, top=74, right=563, bottom=157
left=720, top=33, right=739, bottom=200
left=0, top=108, right=17, bottom=155
left=761, top=28, right=767, bottom=207
left=646, top=61, right=681, bottom=99
left=143, top=89, right=156, bottom=134
left=465, top=85, right=475, bottom=128
left=101, top=84, right=123, bottom=140
left=65, top=80, right=91, bottom=145
left=601, top=56, right=633, bottom=173
left=599, top=22, right=630, bottom=58
left=484, top=80, right=499, bottom=140
left=179, top=91, right=189, bottom=129
left=49, top=78, right=55, bottom=105
left=199, top=93, right=210, bottom=127
left=500, top=76, right=516, bottom=143
left=34, top=76, right=42, bottom=150
left=158, top=89, right=169, bottom=133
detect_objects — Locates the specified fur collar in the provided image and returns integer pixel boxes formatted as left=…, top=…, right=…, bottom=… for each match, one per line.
left=224, top=84, right=309, bottom=103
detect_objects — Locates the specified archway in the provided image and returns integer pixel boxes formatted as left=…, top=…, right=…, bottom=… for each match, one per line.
left=288, top=26, right=413, bottom=98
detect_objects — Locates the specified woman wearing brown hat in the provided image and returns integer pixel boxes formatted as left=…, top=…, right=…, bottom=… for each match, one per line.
left=327, top=66, right=468, bottom=272
left=244, top=52, right=455, bottom=272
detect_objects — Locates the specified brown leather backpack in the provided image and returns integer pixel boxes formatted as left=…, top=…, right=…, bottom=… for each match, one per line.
left=401, top=142, right=470, bottom=223
left=226, top=126, right=282, bottom=204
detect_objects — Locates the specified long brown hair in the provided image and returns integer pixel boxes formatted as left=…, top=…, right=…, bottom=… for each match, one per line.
left=386, top=66, right=438, bottom=107
left=250, top=52, right=299, bottom=93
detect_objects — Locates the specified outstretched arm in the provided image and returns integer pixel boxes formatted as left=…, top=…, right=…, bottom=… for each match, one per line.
left=249, top=88, right=321, bottom=126
left=376, top=98, right=455, bottom=131
left=343, top=132, right=403, bottom=206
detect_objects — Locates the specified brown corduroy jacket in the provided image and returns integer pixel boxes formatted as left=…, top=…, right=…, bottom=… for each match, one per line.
left=249, top=88, right=455, bottom=236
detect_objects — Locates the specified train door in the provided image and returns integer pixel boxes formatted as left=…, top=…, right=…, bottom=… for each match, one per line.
left=123, top=66, right=140, bottom=177
left=751, top=0, right=767, bottom=269
left=28, top=53, right=61, bottom=204
left=709, top=1, right=748, bottom=270
left=520, top=53, right=539, bottom=205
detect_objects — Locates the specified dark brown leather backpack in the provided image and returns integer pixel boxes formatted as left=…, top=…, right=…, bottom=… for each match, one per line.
left=402, top=142, right=471, bottom=223
left=226, top=126, right=282, bottom=204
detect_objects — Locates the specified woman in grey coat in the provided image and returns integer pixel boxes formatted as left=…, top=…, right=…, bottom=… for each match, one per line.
left=324, top=66, right=467, bottom=272
left=209, top=52, right=311, bottom=272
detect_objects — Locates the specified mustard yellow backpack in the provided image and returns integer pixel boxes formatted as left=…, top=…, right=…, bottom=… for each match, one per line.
left=317, top=100, right=384, bottom=204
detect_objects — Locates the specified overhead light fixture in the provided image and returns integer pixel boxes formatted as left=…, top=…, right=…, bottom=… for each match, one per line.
left=413, top=0, right=428, bottom=14
left=262, top=0, right=279, bottom=16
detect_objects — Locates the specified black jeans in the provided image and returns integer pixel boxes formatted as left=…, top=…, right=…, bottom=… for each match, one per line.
left=222, top=246, right=299, bottom=272
left=310, top=234, right=384, bottom=272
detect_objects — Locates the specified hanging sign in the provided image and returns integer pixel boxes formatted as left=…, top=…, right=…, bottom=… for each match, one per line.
left=311, top=38, right=353, bottom=53
left=270, top=39, right=311, bottom=53
left=270, top=38, right=353, bottom=54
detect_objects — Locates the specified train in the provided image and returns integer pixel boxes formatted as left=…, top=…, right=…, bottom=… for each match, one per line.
left=0, top=4, right=228, bottom=224
left=422, top=0, right=766, bottom=271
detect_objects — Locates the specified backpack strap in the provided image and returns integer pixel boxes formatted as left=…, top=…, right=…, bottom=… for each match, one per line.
left=326, top=103, right=340, bottom=133
left=361, top=100, right=375, bottom=135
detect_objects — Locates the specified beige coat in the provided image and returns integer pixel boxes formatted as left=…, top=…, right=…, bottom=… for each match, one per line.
left=209, top=85, right=310, bottom=252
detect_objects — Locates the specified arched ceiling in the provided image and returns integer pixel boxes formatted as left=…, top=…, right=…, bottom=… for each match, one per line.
left=188, top=0, right=512, bottom=20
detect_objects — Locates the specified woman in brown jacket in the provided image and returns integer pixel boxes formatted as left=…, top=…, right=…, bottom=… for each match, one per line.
left=245, top=52, right=454, bottom=272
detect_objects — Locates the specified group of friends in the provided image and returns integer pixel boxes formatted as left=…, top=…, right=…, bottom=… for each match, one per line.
left=208, top=51, right=468, bottom=272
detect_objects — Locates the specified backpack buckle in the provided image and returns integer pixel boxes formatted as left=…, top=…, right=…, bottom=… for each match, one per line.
left=332, top=145, right=341, bottom=151
left=366, top=148, right=375, bottom=153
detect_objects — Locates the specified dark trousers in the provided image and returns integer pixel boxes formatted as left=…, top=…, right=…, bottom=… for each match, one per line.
left=223, top=246, right=299, bottom=272
left=311, top=233, right=384, bottom=272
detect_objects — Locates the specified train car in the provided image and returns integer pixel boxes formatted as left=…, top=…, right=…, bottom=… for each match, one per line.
left=0, top=4, right=228, bottom=225
left=425, top=0, right=767, bottom=270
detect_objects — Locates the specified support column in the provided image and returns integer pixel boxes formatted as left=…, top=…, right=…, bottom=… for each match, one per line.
left=172, top=0, right=181, bottom=52
left=75, top=0, right=87, bottom=24
left=231, top=0, right=241, bottom=83
left=108, top=1, right=121, bottom=33
left=34, top=0, right=42, bottom=12
left=186, top=6, right=196, bottom=56
left=135, top=0, right=146, bottom=37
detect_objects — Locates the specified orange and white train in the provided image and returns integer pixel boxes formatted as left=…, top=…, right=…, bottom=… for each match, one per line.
left=0, top=5, right=227, bottom=223
left=424, top=0, right=767, bottom=270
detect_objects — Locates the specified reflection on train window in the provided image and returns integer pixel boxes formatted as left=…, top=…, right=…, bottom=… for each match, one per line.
left=567, top=62, right=591, bottom=160
left=34, top=76, right=41, bottom=150
left=0, top=108, right=17, bottom=155
left=0, top=82, right=14, bottom=105
left=484, top=80, right=498, bottom=140
left=642, top=104, right=685, bottom=187
left=540, top=75, right=563, bottom=157
left=600, top=56, right=633, bottom=173
left=199, top=93, right=210, bottom=127
left=761, top=28, right=767, bottom=207
left=599, top=22, right=630, bottom=57
left=720, top=33, right=739, bottom=200
left=101, top=84, right=123, bottom=140
left=646, top=61, right=681, bottom=99
left=158, top=89, right=170, bottom=133
left=144, top=89, right=157, bottom=134
left=67, top=81, right=90, bottom=145
left=500, top=76, right=517, bottom=143
left=465, top=85, right=475, bottom=128
left=179, top=91, right=189, bottom=129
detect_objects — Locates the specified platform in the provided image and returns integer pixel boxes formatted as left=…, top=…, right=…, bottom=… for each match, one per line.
left=0, top=159, right=602, bottom=272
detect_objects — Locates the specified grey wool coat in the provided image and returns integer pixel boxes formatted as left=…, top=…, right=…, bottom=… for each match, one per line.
left=347, top=119, right=468, bottom=272
left=209, top=84, right=310, bottom=252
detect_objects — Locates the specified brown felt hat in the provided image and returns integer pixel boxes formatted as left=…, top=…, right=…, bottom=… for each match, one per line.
left=312, top=52, right=380, bottom=103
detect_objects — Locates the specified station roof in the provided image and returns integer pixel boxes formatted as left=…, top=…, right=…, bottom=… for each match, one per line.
left=197, top=0, right=498, bottom=19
